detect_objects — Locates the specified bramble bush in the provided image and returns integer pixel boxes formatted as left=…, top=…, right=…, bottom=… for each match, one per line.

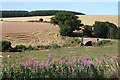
left=1, top=53, right=119, bottom=78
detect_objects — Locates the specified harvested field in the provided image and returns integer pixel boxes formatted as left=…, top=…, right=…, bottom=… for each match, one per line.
left=0, top=15, right=118, bottom=26
left=2, top=22, right=59, bottom=34
left=2, top=22, right=60, bottom=47
left=77, top=15, right=118, bottom=26
left=0, top=16, right=53, bottom=22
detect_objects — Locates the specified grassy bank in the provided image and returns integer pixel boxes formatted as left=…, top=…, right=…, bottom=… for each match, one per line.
left=2, top=42, right=118, bottom=65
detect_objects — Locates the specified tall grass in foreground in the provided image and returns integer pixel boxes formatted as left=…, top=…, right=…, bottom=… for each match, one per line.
left=1, top=53, right=119, bottom=78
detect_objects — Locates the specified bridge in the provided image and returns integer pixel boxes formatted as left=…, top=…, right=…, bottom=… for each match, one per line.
left=76, top=37, right=118, bottom=46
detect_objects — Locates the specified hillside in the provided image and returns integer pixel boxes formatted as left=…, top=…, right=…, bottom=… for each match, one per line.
left=1, top=15, right=118, bottom=26
left=2, top=22, right=61, bottom=47
left=1, top=15, right=118, bottom=47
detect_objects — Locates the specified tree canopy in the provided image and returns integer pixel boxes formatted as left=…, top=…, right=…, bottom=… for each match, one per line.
left=50, top=12, right=83, bottom=36
left=93, top=21, right=118, bottom=38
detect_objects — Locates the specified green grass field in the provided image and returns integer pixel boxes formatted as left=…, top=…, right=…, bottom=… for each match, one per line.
left=2, top=42, right=118, bottom=65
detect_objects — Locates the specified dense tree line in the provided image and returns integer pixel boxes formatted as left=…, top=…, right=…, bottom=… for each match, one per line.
left=1, top=11, right=29, bottom=18
left=0, top=10, right=85, bottom=18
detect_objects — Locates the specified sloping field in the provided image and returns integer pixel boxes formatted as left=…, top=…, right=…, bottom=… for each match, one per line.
left=77, top=15, right=118, bottom=26
left=0, top=15, right=118, bottom=26
left=2, top=22, right=61, bottom=47
left=1, top=15, right=118, bottom=47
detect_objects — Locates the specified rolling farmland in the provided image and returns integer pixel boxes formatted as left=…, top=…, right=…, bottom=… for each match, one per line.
left=1, top=15, right=118, bottom=47
left=1, top=15, right=118, bottom=26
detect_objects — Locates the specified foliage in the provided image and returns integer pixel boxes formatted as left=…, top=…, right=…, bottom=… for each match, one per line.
left=105, top=22, right=118, bottom=39
left=1, top=53, right=119, bottom=78
left=1, top=40, right=62, bottom=52
left=1, top=10, right=29, bottom=18
left=50, top=12, right=83, bottom=36
left=14, top=45, right=27, bottom=52
left=27, top=45, right=34, bottom=50
left=63, top=37, right=81, bottom=47
left=37, top=44, right=60, bottom=49
left=93, top=21, right=118, bottom=38
left=59, top=24, right=73, bottom=36
left=39, top=18, right=43, bottom=22
left=51, top=43, right=61, bottom=49
left=1, top=10, right=85, bottom=18
left=1, top=19, right=3, bottom=21
left=27, top=20, right=40, bottom=22
left=93, top=21, right=109, bottom=38
left=43, top=21, right=49, bottom=23
left=73, top=38, right=81, bottom=44
left=1, top=41, right=12, bottom=52
left=92, top=40, right=111, bottom=46
left=116, top=27, right=120, bottom=39
left=44, top=45, right=52, bottom=49
left=82, top=25, right=93, bottom=37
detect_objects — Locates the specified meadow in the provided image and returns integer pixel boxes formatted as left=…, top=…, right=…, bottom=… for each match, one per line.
left=1, top=42, right=119, bottom=78
left=2, top=41, right=118, bottom=65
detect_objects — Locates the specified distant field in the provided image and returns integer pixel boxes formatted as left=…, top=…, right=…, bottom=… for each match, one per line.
left=1, top=15, right=118, bottom=26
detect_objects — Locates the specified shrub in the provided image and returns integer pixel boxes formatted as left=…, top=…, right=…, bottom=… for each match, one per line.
left=27, top=45, right=34, bottom=50
left=27, top=45, right=39, bottom=50
left=92, top=42, right=97, bottom=47
left=63, top=37, right=81, bottom=47
left=93, top=40, right=111, bottom=46
left=73, top=38, right=81, bottom=44
left=51, top=43, right=61, bottom=49
left=82, top=35, right=89, bottom=38
left=37, top=45, right=45, bottom=49
left=28, top=20, right=39, bottom=22
left=14, top=45, right=27, bottom=52
left=1, top=41, right=12, bottom=52
left=1, top=19, right=3, bottom=21
left=43, top=21, right=49, bottom=23
left=39, top=18, right=43, bottom=22
left=44, top=45, right=52, bottom=49
left=61, top=43, right=68, bottom=47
